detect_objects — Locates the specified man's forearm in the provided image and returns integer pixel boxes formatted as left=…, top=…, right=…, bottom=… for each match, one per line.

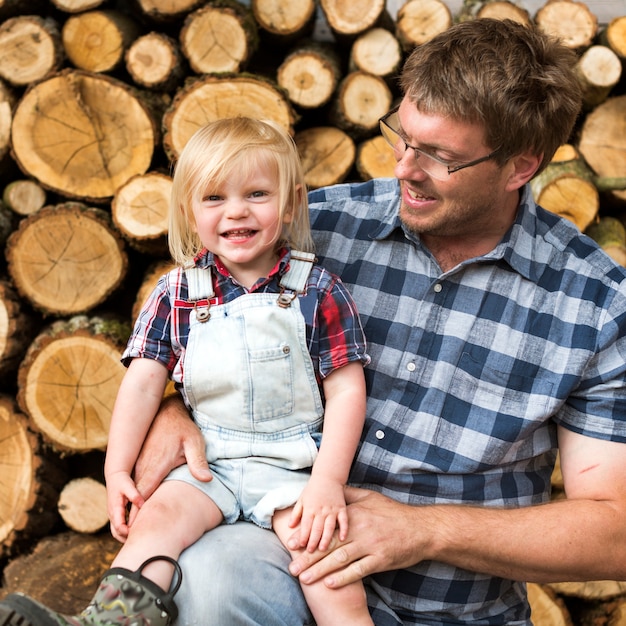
left=425, top=497, right=626, bottom=583
left=291, top=488, right=626, bottom=589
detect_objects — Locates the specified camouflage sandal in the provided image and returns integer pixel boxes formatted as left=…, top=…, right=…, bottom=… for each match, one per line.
left=0, top=555, right=182, bottom=626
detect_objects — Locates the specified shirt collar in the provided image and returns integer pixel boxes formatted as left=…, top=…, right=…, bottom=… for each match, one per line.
left=193, top=247, right=290, bottom=284
left=375, top=182, right=547, bottom=281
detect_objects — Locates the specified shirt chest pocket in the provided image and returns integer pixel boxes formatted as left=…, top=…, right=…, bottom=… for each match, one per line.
left=434, top=351, right=556, bottom=471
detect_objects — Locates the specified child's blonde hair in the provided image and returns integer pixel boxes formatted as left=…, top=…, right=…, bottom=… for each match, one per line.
left=169, top=117, right=314, bottom=266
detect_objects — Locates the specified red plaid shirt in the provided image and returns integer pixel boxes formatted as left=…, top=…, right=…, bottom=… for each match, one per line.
left=122, top=247, right=369, bottom=389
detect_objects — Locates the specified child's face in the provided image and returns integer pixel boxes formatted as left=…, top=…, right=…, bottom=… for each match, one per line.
left=191, top=161, right=291, bottom=286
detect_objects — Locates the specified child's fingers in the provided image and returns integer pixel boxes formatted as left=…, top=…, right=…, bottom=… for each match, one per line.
left=308, top=514, right=337, bottom=552
left=289, top=500, right=304, bottom=528
left=336, top=508, right=349, bottom=541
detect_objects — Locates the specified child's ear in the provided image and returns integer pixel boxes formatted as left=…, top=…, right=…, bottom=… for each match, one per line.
left=283, top=184, right=302, bottom=224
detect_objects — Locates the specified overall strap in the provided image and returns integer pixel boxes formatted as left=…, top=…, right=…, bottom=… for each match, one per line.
left=184, top=251, right=316, bottom=315
left=184, top=267, right=214, bottom=321
left=277, top=251, right=316, bottom=307
left=279, top=251, right=316, bottom=293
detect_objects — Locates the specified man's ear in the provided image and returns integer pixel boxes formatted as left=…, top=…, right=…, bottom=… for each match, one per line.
left=505, top=152, right=543, bottom=192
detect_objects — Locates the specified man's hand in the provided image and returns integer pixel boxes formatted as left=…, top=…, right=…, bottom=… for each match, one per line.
left=134, top=394, right=212, bottom=499
left=287, top=487, right=426, bottom=589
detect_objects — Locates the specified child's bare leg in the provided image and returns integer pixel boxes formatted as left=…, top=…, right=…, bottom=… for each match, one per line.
left=112, top=480, right=223, bottom=590
left=273, top=507, right=374, bottom=626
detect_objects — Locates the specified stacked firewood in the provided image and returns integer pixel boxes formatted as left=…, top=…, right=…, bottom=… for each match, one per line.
left=0, top=0, right=625, bottom=623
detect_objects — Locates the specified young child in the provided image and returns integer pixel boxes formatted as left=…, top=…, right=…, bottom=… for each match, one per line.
left=3, top=117, right=372, bottom=626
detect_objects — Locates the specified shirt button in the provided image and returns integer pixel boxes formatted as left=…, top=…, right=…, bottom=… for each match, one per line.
left=375, top=430, right=385, bottom=440
left=433, top=283, right=442, bottom=293
left=407, top=362, right=416, bottom=372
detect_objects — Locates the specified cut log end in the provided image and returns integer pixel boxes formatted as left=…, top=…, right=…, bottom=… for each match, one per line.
left=58, top=477, right=108, bottom=534
left=11, top=70, right=157, bottom=200
left=17, top=316, right=131, bottom=454
left=7, top=204, right=128, bottom=316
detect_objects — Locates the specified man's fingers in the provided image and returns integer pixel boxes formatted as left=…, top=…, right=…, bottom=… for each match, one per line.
left=289, top=536, right=352, bottom=580
left=184, top=440, right=213, bottom=483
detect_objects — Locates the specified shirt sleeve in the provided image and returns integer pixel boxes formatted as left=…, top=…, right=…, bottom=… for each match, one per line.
left=314, top=268, right=370, bottom=379
left=121, top=270, right=180, bottom=373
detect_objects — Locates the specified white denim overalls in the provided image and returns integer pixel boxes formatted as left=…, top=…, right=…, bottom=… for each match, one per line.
left=166, top=252, right=325, bottom=528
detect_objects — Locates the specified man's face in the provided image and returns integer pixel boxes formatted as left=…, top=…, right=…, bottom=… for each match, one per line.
left=393, top=98, right=515, bottom=245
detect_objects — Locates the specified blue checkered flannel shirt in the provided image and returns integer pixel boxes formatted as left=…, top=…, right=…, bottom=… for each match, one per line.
left=308, top=177, right=626, bottom=625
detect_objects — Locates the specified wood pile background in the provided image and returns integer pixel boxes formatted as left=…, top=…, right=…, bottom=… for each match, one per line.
left=0, top=0, right=625, bottom=624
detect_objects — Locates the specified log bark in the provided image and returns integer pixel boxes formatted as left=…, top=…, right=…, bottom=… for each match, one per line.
left=16, top=315, right=130, bottom=454
left=0, top=15, right=64, bottom=87
left=0, top=395, right=67, bottom=558
left=585, top=217, right=626, bottom=266
left=61, top=10, right=141, bottom=74
left=0, top=200, right=15, bottom=253
left=6, top=203, right=128, bottom=316
left=11, top=70, right=158, bottom=201
left=180, top=1, right=259, bottom=75
left=58, top=477, right=108, bottom=535
left=0, top=531, right=119, bottom=614
left=295, top=126, right=356, bottom=189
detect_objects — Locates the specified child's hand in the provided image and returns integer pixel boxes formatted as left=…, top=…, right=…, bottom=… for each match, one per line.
left=289, top=477, right=348, bottom=552
left=106, top=470, right=145, bottom=542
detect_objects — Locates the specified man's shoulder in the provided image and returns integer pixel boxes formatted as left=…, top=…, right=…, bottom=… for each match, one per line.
left=308, top=177, right=399, bottom=234
left=308, top=177, right=399, bottom=208
left=534, top=204, right=626, bottom=285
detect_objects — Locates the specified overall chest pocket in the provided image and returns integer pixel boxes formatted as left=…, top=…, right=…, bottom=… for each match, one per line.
left=248, top=342, right=295, bottom=421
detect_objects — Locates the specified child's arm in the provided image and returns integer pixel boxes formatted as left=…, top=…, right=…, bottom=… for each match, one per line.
left=104, top=357, right=169, bottom=541
left=290, top=360, right=366, bottom=552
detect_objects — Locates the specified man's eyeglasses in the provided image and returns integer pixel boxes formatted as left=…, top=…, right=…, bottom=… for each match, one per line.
left=379, top=107, right=500, bottom=181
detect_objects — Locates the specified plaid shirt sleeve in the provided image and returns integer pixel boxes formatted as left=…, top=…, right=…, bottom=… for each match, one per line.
left=304, top=265, right=370, bottom=380
left=122, top=267, right=188, bottom=374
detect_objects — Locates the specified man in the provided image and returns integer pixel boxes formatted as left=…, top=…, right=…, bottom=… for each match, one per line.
left=139, top=18, right=626, bottom=625
left=3, top=17, right=625, bottom=626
